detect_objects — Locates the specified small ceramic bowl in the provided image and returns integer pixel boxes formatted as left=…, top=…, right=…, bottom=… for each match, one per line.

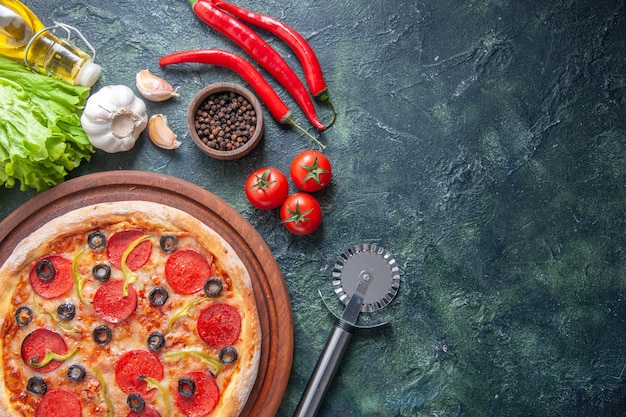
left=187, top=82, right=264, bottom=160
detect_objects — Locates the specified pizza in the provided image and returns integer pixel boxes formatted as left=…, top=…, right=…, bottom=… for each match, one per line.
left=0, top=201, right=261, bottom=417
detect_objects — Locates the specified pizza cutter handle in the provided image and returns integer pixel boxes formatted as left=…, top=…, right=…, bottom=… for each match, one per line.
left=293, top=320, right=354, bottom=417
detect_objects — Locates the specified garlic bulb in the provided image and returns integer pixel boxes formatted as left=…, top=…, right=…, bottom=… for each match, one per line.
left=148, top=114, right=181, bottom=149
left=80, top=85, right=148, bottom=153
left=136, top=69, right=179, bottom=102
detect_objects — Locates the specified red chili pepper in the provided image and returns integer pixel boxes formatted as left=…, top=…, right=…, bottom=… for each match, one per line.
left=211, top=0, right=329, bottom=102
left=190, top=0, right=326, bottom=131
left=159, top=49, right=326, bottom=149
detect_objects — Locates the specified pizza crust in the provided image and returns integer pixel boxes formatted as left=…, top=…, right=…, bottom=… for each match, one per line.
left=0, top=201, right=261, bottom=417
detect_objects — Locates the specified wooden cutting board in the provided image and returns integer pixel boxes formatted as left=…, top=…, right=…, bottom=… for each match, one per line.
left=0, top=170, right=293, bottom=417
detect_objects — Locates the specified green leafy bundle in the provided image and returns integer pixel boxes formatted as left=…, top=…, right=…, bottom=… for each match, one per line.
left=0, top=55, right=95, bottom=192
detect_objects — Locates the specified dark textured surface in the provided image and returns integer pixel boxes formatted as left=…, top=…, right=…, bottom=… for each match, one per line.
left=2, top=0, right=626, bottom=416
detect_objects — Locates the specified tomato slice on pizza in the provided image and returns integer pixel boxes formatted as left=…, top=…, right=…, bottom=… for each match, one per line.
left=29, top=256, right=74, bottom=299
left=165, top=248, right=214, bottom=294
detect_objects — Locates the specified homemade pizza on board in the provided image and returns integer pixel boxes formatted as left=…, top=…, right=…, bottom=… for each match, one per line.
left=0, top=201, right=261, bottom=417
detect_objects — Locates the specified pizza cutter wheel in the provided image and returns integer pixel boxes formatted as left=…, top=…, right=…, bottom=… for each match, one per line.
left=294, top=243, right=400, bottom=417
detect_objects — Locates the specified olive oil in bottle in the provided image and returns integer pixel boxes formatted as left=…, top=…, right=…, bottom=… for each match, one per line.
left=0, top=0, right=101, bottom=86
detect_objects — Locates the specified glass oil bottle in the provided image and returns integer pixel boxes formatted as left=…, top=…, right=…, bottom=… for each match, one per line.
left=0, top=0, right=101, bottom=86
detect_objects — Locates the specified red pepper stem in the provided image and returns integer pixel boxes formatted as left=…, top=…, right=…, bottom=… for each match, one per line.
left=287, top=118, right=327, bottom=150
left=324, top=100, right=336, bottom=129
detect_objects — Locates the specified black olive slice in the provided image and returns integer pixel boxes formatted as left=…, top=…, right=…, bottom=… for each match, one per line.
left=15, top=306, right=33, bottom=327
left=87, top=231, right=107, bottom=250
left=127, top=393, right=145, bottom=412
left=147, top=332, right=165, bottom=351
left=67, top=364, right=87, bottom=382
left=203, top=278, right=223, bottom=297
left=35, top=259, right=55, bottom=281
left=178, top=376, right=196, bottom=398
left=219, top=346, right=238, bottom=364
left=93, top=325, right=112, bottom=345
left=149, top=287, right=169, bottom=306
left=57, top=303, right=76, bottom=321
left=92, top=263, right=111, bottom=282
left=27, top=376, right=47, bottom=395
left=159, top=235, right=178, bottom=253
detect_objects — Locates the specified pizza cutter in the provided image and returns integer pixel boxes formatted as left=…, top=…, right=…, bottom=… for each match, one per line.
left=293, top=243, right=401, bottom=417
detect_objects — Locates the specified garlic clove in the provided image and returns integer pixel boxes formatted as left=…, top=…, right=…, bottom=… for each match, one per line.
left=136, top=69, right=180, bottom=102
left=148, top=114, right=181, bottom=149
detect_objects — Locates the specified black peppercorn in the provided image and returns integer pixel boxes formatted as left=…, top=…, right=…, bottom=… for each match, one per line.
left=194, top=91, right=256, bottom=151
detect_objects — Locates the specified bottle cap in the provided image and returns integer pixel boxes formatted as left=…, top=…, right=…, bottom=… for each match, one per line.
left=75, top=59, right=102, bottom=87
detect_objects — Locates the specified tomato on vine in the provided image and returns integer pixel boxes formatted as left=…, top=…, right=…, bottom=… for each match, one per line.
left=290, top=150, right=332, bottom=192
left=245, top=167, right=289, bottom=210
left=280, top=193, right=322, bottom=235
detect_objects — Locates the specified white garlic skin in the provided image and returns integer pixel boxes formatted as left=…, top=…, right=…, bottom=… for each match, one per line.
left=148, top=114, right=181, bottom=150
left=80, top=85, right=148, bottom=153
left=136, top=69, right=179, bottom=102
